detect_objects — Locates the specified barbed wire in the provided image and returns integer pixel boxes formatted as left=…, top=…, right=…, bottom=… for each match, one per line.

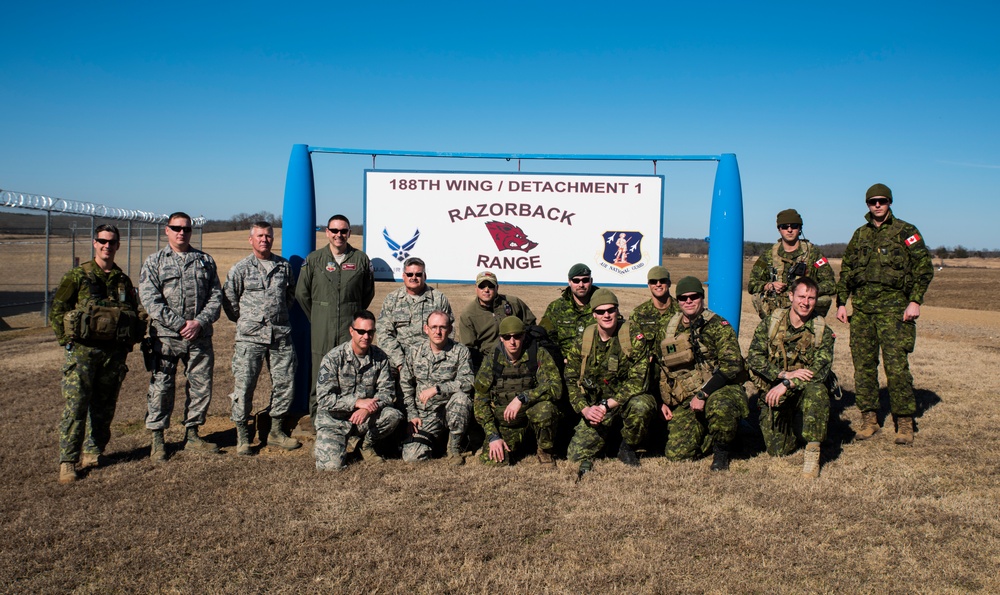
left=0, top=189, right=206, bottom=226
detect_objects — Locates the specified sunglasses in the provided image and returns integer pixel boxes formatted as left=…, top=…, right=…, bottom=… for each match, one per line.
left=404, top=272, right=424, bottom=278
left=778, top=224, right=801, bottom=231
left=167, top=225, right=192, bottom=233
left=678, top=293, right=702, bottom=303
left=593, top=307, right=618, bottom=316
left=94, top=238, right=118, bottom=246
left=478, top=282, right=496, bottom=290
left=647, top=278, right=669, bottom=286
left=866, top=198, right=890, bottom=207
left=500, top=333, right=524, bottom=341
left=570, top=276, right=591, bottom=284
left=328, top=227, right=350, bottom=235
left=351, top=327, right=375, bottom=336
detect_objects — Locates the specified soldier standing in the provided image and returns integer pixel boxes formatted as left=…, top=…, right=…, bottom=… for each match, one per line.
left=221, top=221, right=301, bottom=455
left=747, top=277, right=834, bottom=478
left=458, top=271, right=536, bottom=372
left=140, top=212, right=223, bottom=460
left=314, top=310, right=402, bottom=470
left=630, top=265, right=679, bottom=344
left=50, top=224, right=145, bottom=483
left=375, top=257, right=452, bottom=376
left=564, top=289, right=656, bottom=477
left=748, top=209, right=836, bottom=319
left=295, top=214, right=375, bottom=425
left=538, top=263, right=598, bottom=358
left=472, top=317, right=561, bottom=466
left=400, top=311, right=474, bottom=465
left=837, top=183, right=933, bottom=445
left=657, top=277, right=747, bottom=471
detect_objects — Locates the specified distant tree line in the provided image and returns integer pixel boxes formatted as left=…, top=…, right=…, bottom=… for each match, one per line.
left=201, top=211, right=282, bottom=233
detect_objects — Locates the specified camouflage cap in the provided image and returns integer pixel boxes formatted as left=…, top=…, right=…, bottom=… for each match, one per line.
left=498, top=316, right=526, bottom=335
left=776, top=209, right=802, bottom=226
left=866, top=183, right=893, bottom=201
left=567, top=263, right=591, bottom=279
left=476, top=271, right=498, bottom=287
left=647, top=265, right=671, bottom=282
left=675, top=276, right=705, bottom=297
left=590, top=288, right=619, bottom=308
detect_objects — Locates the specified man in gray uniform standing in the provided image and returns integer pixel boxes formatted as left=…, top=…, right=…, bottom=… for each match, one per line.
left=140, top=212, right=223, bottom=460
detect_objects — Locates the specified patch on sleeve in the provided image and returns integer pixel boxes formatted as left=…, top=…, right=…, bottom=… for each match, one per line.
left=635, top=333, right=644, bottom=341
left=720, top=320, right=730, bottom=326
left=904, top=233, right=921, bottom=247
left=814, top=257, right=828, bottom=268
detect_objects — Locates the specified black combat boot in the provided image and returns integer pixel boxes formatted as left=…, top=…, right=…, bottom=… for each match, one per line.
left=617, top=440, right=640, bottom=467
left=710, top=443, right=730, bottom=472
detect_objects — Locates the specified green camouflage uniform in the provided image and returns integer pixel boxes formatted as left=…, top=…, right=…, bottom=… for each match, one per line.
left=314, top=342, right=402, bottom=470
left=375, top=286, right=453, bottom=370
left=837, top=210, right=933, bottom=416
left=472, top=340, right=561, bottom=465
left=459, top=294, right=536, bottom=371
left=139, top=247, right=222, bottom=431
left=564, top=320, right=656, bottom=463
left=747, top=309, right=835, bottom=456
left=658, top=310, right=748, bottom=460
left=748, top=240, right=836, bottom=318
left=50, top=260, right=143, bottom=463
left=538, top=286, right=598, bottom=357
left=400, top=339, right=474, bottom=461
left=222, top=253, right=296, bottom=423
left=295, top=245, right=375, bottom=416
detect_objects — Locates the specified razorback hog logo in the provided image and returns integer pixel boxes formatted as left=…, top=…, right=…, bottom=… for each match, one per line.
left=485, top=220, right=538, bottom=252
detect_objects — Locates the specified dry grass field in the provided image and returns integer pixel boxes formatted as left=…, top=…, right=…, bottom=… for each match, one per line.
left=1, top=230, right=998, bottom=593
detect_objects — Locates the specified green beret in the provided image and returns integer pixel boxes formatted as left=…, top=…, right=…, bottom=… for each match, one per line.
left=866, top=183, right=893, bottom=201
left=675, top=276, right=704, bottom=297
left=498, top=316, right=526, bottom=335
left=567, top=263, right=592, bottom=278
left=590, top=288, right=619, bottom=308
left=776, top=209, right=802, bottom=226
left=647, top=266, right=671, bottom=282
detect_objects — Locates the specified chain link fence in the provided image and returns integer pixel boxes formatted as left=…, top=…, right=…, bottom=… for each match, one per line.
left=1, top=189, right=203, bottom=321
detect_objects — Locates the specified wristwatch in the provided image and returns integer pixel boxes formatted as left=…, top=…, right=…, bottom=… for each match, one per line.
left=517, top=393, right=529, bottom=404
left=599, top=399, right=610, bottom=410
left=781, top=378, right=792, bottom=388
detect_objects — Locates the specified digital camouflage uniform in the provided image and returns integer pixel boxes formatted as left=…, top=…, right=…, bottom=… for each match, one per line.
left=400, top=340, right=474, bottom=461
left=222, top=253, right=296, bottom=423
left=295, top=245, right=375, bottom=416
left=459, top=294, right=536, bottom=371
left=314, top=342, right=402, bottom=470
left=837, top=210, right=933, bottom=417
left=139, top=247, right=222, bottom=431
left=50, top=260, right=144, bottom=463
left=538, top=286, right=598, bottom=358
left=748, top=240, right=836, bottom=319
left=472, top=340, right=561, bottom=465
left=747, top=309, right=835, bottom=456
left=658, top=310, right=748, bottom=460
left=564, top=320, right=657, bottom=462
left=375, top=286, right=453, bottom=371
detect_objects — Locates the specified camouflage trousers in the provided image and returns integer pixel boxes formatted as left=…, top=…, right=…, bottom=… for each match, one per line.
left=402, top=393, right=473, bottom=462
left=759, top=382, right=830, bottom=456
left=59, top=344, right=128, bottom=463
left=229, top=337, right=295, bottom=423
left=850, top=309, right=916, bottom=416
left=664, top=384, right=748, bottom=461
left=314, top=406, right=403, bottom=471
left=567, top=393, right=656, bottom=463
left=479, top=401, right=559, bottom=465
left=145, top=335, right=214, bottom=430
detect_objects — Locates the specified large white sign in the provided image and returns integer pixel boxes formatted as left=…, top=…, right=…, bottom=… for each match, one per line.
left=364, top=170, right=663, bottom=286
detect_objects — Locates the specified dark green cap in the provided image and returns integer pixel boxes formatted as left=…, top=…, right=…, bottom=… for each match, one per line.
left=498, top=316, right=526, bottom=335
left=675, top=276, right=704, bottom=297
left=567, top=263, right=591, bottom=278
left=590, top=288, right=619, bottom=308
left=866, top=183, right=893, bottom=201
left=646, top=265, right=671, bottom=282
left=776, top=209, right=802, bottom=226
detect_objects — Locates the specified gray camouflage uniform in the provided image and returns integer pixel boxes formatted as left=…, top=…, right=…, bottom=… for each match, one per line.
left=314, top=342, right=402, bottom=470
left=222, top=253, right=296, bottom=423
left=139, top=246, right=223, bottom=430
left=400, top=339, right=474, bottom=461
left=375, top=286, right=453, bottom=370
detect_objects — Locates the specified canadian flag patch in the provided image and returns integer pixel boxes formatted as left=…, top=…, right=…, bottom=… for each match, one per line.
left=905, top=234, right=921, bottom=246
left=814, top=257, right=828, bottom=268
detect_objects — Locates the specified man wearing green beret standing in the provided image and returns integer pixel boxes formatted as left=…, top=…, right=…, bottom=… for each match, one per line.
left=539, top=263, right=598, bottom=358
left=748, top=209, right=836, bottom=320
left=837, top=183, right=933, bottom=445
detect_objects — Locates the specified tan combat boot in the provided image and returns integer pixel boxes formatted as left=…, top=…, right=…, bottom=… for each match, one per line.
left=360, top=435, right=384, bottom=463
left=895, top=416, right=914, bottom=445
left=59, top=462, right=77, bottom=484
left=802, top=442, right=821, bottom=479
left=447, top=433, right=465, bottom=466
left=267, top=417, right=302, bottom=451
left=150, top=430, right=167, bottom=463
left=80, top=452, right=100, bottom=469
left=185, top=426, right=221, bottom=454
left=854, top=410, right=881, bottom=441
left=235, top=423, right=252, bottom=456
left=536, top=447, right=556, bottom=468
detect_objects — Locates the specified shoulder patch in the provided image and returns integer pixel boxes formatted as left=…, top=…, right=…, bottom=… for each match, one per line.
left=635, top=333, right=644, bottom=341
left=814, top=257, right=828, bottom=268
left=904, top=233, right=921, bottom=247
left=720, top=320, right=729, bottom=326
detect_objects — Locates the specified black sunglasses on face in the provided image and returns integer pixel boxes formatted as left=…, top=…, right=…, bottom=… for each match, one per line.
left=500, top=333, right=524, bottom=341
left=167, top=225, right=192, bottom=233
left=866, top=198, right=890, bottom=207
left=647, top=278, right=669, bottom=285
left=94, top=238, right=118, bottom=245
left=778, top=224, right=801, bottom=231
left=351, top=327, right=375, bottom=336
left=404, top=272, right=424, bottom=278
left=570, top=276, right=591, bottom=284
left=328, top=228, right=350, bottom=235
left=678, top=294, right=701, bottom=303
left=593, top=307, right=617, bottom=316
left=478, top=283, right=496, bottom=290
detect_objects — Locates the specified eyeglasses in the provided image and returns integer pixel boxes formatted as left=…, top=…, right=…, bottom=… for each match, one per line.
left=167, top=225, right=192, bottom=233
left=647, top=278, right=669, bottom=286
left=570, top=276, right=591, bottom=284
left=94, top=238, right=118, bottom=246
left=500, top=333, right=524, bottom=341
left=427, top=325, right=450, bottom=332
left=866, top=198, right=890, bottom=207
left=351, top=327, right=375, bottom=336
left=477, top=282, right=496, bottom=290
left=404, top=272, right=424, bottom=278
left=328, top=227, right=350, bottom=235
left=593, top=307, right=618, bottom=316
left=778, top=224, right=801, bottom=231
left=678, top=293, right=701, bottom=303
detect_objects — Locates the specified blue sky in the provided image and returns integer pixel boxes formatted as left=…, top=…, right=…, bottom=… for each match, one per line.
left=2, top=2, right=998, bottom=249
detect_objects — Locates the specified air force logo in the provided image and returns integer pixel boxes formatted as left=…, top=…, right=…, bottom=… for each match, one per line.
left=383, top=228, right=420, bottom=262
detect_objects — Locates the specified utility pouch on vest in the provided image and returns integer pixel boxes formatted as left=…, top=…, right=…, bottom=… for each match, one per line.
left=67, top=304, right=122, bottom=341
left=660, top=334, right=694, bottom=368
left=118, top=309, right=147, bottom=344
left=63, top=310, right=83, bottom=342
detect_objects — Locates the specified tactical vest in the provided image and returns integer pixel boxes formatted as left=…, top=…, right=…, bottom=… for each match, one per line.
left=63, top=262, right=144, bottom=345
left=767, top=307, right=823, bottom=369
left=851, top=217, right=912, bottom=291
left=658, top=311, right=716, bottom=407
left=578, top=320, right=632, bottom=381
left=771, top=240, right=815, bottom=282
left=488, top=347, right=538, bottom=408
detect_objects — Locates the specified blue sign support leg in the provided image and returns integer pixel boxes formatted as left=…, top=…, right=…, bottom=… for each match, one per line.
left=707, top=153, right=744, bottom=333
